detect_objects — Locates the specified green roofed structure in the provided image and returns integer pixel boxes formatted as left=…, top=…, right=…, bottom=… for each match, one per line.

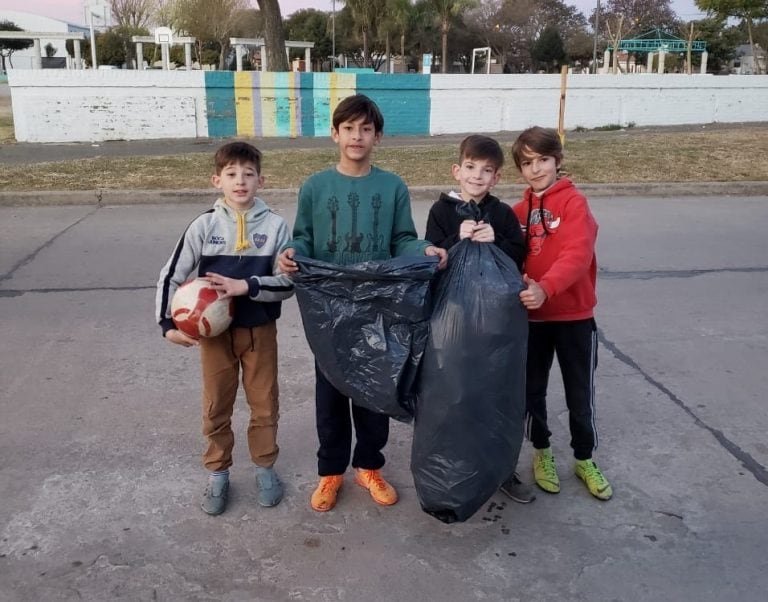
left=603, top=28, right=708, bottom=74
left=612, top=29, right=706, bottom=54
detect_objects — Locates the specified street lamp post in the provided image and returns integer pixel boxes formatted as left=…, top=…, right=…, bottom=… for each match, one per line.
left=592, top=0, right=600, bottom=74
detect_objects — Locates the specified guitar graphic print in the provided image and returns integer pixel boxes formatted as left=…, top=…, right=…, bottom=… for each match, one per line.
left=344, top=192, right=364, bottom=253
left=326, top=196, right=340, bottom=253
left=367, top=193, right=384, bottom=253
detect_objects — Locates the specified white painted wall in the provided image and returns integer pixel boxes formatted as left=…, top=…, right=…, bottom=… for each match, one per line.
left=8, top=70, right=208, bottom=142
left=429, top=74, right=768, bottom=133
left=7, top=70, right=768, bottom=143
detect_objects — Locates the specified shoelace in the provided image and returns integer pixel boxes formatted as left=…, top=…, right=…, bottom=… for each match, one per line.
left=370, top=474, right=388, bottom=491
left=320, top=477, right=341, bottom=494
left=582, top=463, right=607, bottom=485
left=537, top=455, right=556, bottom=474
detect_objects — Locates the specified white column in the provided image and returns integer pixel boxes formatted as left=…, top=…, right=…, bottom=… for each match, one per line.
left=658, top=50, right=666, bottom=74
left=136, top=42, right=144, bottom=70
left=260, top=46, right=266, bottom=72
left=161, top=43, right=170, bottom=70
left=700, top=51, right=708, bottom=74
left=305, top=47, right=311, bottom=72
left=646, top=52, right=653, bottom=73
left=184, top=43, right=192, bottom=70
left=32, top=38, right=42, bottom=69
left=74, top=40, right=83, bottom=69
left=603, top=49, right=610, bottom=74
left=236, top=44, right=243, bottom=71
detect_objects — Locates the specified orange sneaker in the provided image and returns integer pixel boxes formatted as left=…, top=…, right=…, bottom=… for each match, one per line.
left=354, top=468, right=398, bottom=506
left=310, top=475, right=343, bottom=512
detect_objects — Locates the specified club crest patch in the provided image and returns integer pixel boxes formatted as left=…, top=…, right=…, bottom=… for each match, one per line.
left=252, top=233, right=268, bottom=248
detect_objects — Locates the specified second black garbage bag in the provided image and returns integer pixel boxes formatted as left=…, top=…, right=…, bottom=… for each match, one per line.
left=292, top=255, right=439, bottom=422
left=412, top=238, right=528, bottom=523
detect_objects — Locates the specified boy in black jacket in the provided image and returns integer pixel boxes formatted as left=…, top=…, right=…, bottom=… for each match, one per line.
left=425, top=134, right=533, bottom=503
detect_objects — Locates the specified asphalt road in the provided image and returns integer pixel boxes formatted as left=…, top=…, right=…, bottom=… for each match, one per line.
left=1, top=195, right=767, bottom=601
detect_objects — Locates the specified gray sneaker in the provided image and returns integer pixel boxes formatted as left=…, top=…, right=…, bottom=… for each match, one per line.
left=499, top=472, right=536, bottom=504
left=201, top=477, right=229, bottom=515
left=255, top=466, right=283, bottom=507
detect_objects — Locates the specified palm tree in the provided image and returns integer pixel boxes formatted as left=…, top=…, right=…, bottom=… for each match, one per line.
left=428, top=0, right=477, bottom=73
left=345, top=0, right=379, bottom=67
left=389, top=0, right=414, bottom=67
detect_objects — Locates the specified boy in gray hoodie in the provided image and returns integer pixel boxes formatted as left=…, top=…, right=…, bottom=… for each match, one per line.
left=156, top=142, right=294, bottom=516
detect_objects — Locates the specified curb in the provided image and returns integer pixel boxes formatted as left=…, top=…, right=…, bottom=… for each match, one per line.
left=2, top=182, right=768, bottom=207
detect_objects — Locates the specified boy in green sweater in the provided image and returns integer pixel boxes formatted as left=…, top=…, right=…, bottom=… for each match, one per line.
left=279, top=94, right=446, bottom=512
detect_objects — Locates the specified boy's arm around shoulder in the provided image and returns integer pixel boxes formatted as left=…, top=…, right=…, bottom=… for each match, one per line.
left=155, top=213, right=207, bottom=336
left=247, top=216, right=295, bottom=302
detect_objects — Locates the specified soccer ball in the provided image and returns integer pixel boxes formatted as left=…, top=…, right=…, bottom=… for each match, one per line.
left=171, top=278, right=234, bottom=338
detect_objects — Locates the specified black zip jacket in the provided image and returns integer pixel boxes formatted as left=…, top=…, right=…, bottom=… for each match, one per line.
left=425, top=192, right=526, bottom=270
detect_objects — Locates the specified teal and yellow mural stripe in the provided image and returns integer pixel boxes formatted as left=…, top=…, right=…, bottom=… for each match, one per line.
left=205, top=72, right=431, bottom=138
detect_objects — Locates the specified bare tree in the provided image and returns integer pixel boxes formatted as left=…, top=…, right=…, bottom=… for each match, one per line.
left=171, top=0, right=250, bottom=70
left=110, top=0, right=157, bottom=28
left=109, top=0, right=157, bottom=68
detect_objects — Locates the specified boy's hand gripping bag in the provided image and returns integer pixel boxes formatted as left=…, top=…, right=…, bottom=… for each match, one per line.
left=411, top=238, right=528, bottom=523
left=293, top=255, right=439, bottom=422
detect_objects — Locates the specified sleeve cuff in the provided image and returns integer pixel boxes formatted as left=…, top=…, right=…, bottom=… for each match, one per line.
left=248, top=277, right=261, bottom=298
left=160, top=318, right=175, bottom=336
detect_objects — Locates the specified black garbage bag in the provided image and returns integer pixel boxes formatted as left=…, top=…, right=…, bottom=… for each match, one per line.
left=293, top=255, right=439, bottom=422
left=411, top=238, right=528, bottom=523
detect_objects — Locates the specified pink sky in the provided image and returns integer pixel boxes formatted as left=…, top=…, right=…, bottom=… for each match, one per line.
left=3, top=0, right=704, bottom=27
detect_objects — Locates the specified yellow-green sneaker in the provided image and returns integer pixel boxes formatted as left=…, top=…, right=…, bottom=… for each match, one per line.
left=575, top=459, right=613, bottom=500
left=532, top=447, right=560, bottom=493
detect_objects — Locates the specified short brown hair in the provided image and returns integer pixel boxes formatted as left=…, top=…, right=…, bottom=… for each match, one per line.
left=511, top=127, right=563, bottom=171
left=332, top=94, right=384, bottom=133
left=214, top=141, right=262, bottom=174
left=458, top=135, right=505, bottom=170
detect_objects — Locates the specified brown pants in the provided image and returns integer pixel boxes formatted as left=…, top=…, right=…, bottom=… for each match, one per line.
left=199, top=323, right=279, bottom=472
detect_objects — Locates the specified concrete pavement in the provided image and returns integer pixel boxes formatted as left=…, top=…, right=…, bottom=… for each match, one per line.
left=1, top=195, right=767, bottom=601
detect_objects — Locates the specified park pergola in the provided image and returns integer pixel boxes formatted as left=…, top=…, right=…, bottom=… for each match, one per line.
left=608, top=29, right=708, bottom=74
left=0, top=31, right=86, bottom=69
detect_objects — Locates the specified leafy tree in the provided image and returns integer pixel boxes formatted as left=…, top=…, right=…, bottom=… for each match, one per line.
left=285, top=9, right=331, bottom=68
left=44, top=43, right=58, bottom=58
left=697, top=0, right=767, bottom=73
left=98, top=29, right=131, bottom=66
left=531, top=25, right=567, bottom=71
left=463, top=0, right=588, bottom=72
left=0, top=20, right=33, bottom=71
left=695, top=17, right=742, bottom=72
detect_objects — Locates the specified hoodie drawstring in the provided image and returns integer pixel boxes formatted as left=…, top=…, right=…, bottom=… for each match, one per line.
left=234, top=212, right=251, bottom=252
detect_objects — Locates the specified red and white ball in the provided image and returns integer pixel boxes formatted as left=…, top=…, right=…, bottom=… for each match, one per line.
left=171, top=278, right=234, bottom=338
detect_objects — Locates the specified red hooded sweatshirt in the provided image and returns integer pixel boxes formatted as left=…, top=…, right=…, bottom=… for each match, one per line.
left=512, top=178, right=598, bottom=322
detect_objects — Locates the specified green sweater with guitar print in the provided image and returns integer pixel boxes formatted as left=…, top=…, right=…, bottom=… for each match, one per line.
left=289, top=166, right=430, bottom=266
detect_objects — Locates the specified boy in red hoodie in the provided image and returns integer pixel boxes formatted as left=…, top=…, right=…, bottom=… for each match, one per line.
left=511, top=127, right=612, bottom=501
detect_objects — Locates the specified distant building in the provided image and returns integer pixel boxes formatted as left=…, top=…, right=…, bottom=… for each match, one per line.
left=0, top=10, right=88, bottom=69
left=730, top=43, right=767, bottom=75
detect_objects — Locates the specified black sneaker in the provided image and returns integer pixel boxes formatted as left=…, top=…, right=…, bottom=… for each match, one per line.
left=499, top=473, right=536, bottom=504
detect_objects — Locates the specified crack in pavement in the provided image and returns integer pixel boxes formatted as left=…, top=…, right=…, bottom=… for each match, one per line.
left=598, top=328, right=768, bottom=487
